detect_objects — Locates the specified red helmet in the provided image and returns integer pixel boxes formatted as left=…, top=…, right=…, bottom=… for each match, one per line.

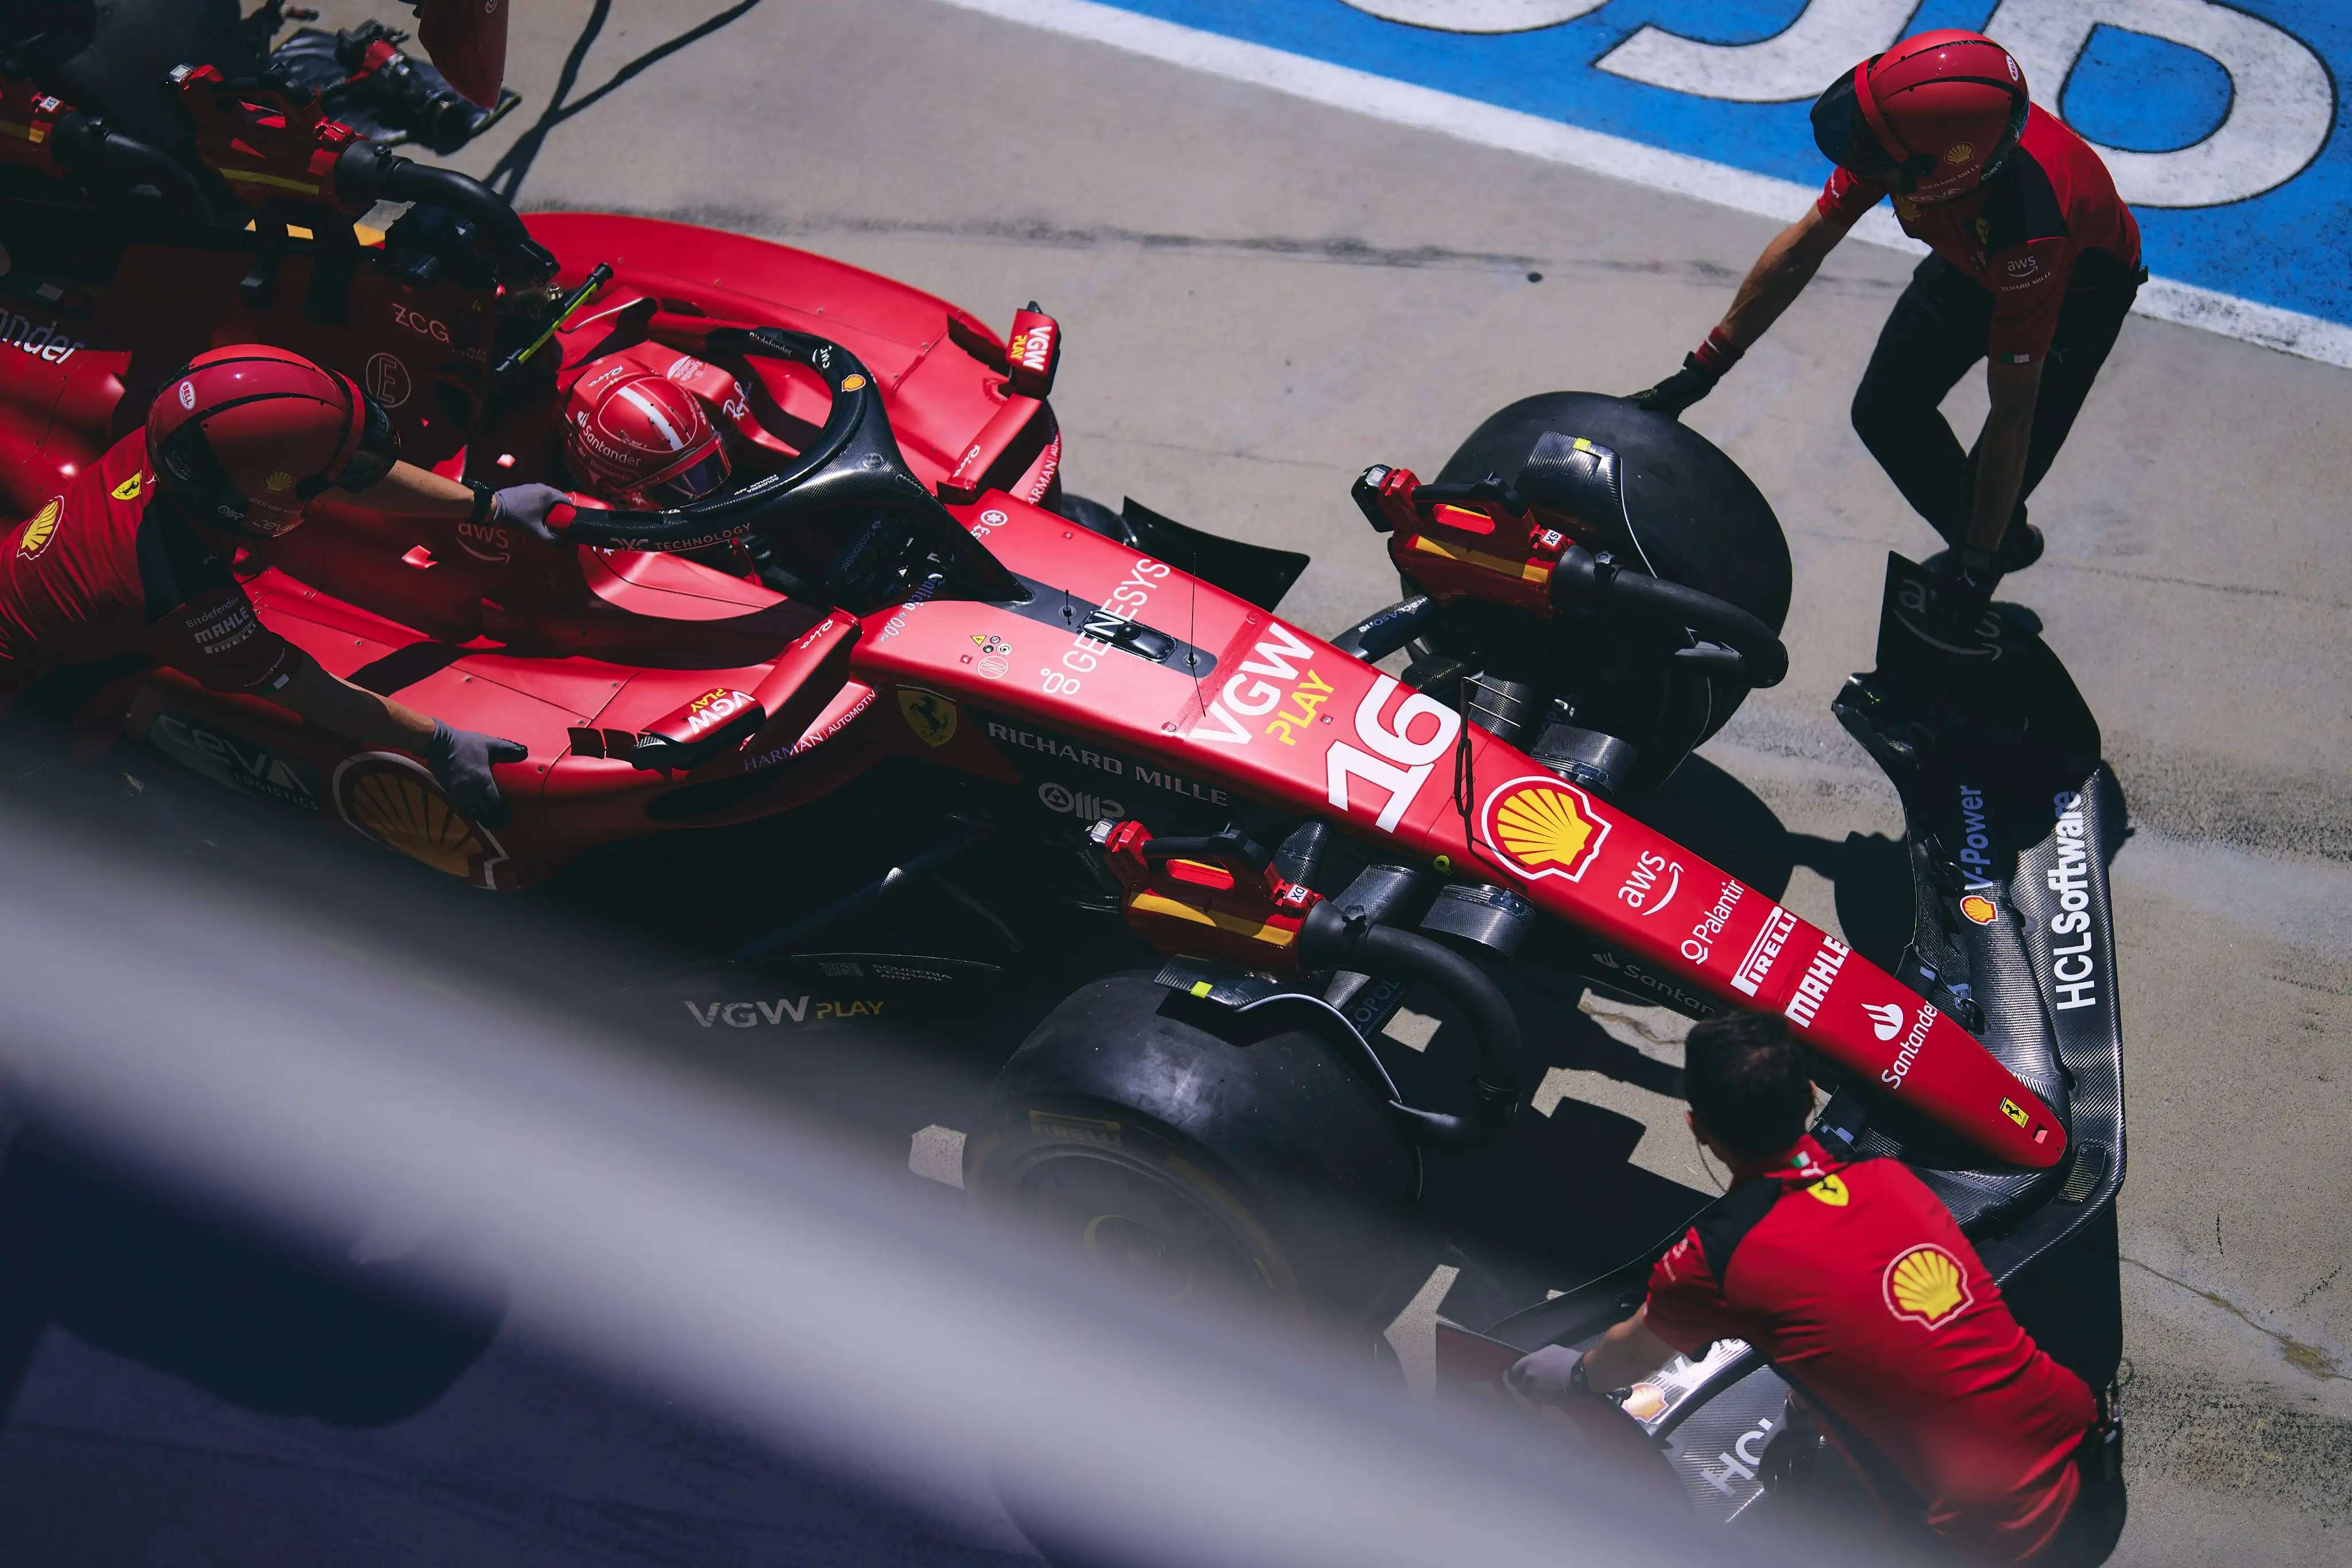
left=1811, top=30, right=2029, bottom=204
left=148, top=345, right=400, bottom=537
left=563, top=359, right=730, bottom=508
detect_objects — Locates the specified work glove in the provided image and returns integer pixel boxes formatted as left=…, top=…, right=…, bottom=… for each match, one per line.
left=1928, top=547, right=2002, bottom=640
left=1506, top=1344, right=1587, bottom=1403
left=493, top=483, right=574, bottom=547
left=424, top=719, right=528, bottom=829
left=1631, top=327, right=1744, bottom=419
left=1627, top=354, right=1722, bottom=419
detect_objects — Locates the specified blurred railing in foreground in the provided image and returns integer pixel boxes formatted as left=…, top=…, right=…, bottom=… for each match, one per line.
left=0, top=800, right=1867, bottom=1568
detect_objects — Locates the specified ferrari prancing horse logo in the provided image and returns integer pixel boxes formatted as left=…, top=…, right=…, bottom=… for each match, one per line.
left=898, top=688, right=958, bottom=748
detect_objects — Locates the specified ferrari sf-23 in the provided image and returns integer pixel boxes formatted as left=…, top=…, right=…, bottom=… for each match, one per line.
left=0, top=13, right=2123, bottom=1531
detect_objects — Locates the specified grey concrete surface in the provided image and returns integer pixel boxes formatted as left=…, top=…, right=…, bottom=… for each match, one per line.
left=335, top=1, right=2349, bottom=1559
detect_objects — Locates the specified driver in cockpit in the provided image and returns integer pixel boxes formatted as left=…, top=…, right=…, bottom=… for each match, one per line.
left=559, top=351, right=741, bottom=511
left=547, top=335, right=829, bottom=590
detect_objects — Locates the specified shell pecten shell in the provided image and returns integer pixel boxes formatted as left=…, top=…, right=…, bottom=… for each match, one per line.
left=1883, top=1244, right=1973, bottom=1327
left=1493, top=784, right=1593, bottom=872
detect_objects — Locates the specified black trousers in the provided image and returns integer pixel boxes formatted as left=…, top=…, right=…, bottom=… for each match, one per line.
left=2032, top=1467, right=2127, bottom=1566
left=1851, top=253, right=2140, bottom=549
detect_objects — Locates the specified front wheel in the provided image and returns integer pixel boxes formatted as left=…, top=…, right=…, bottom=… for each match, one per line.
left=965, top=974, right=1421, bottom=1323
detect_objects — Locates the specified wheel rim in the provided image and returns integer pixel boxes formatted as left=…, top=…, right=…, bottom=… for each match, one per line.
left=1010, top=1148, right=1279, bottom=1306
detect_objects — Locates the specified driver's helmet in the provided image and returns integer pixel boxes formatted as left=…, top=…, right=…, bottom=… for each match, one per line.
left=563, top=358, right=730, bottom=508
left=1811, top=29, right=2028, bottom=204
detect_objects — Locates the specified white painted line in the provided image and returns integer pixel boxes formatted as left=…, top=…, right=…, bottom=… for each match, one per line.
left=909, top=1123, right=968, bottom=1187
left=1380, top=1006, right=1442, bottom=1051
left=935, top=0, right=2352, bottom=370
left=2132, top=279, right=2352, bottom=370
left=1382, top=1261, right=1460, bottom=1401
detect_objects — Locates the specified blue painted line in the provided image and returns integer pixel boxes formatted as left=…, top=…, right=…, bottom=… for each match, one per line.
left=1077, top=1, right=2348, bottom=334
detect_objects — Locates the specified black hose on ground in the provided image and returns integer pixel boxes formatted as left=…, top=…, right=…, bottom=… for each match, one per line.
left=1300, top=903, right=1521, bottom=1148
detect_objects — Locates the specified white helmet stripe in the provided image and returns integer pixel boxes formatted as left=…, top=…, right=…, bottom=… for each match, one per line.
left=616, top=384, right=685, bottom=450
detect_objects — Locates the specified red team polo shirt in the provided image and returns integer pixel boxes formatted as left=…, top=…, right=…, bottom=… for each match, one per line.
left=1646, top=1135, right=2094, bottom=1561
left=0, top=429, right=299, bottom=694
left=1818, top=104, right=2142, bottom=363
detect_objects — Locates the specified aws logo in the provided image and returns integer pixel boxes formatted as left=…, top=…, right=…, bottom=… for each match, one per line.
left=14, top=495, right=61, bottom=559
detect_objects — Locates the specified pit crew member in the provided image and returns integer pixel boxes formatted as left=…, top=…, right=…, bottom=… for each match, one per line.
left=1630, top=29, right=2143, bottom=628
left=1511, top=1012, right=2122, bottom=1564
left=0, top=346, right=568, bottom=826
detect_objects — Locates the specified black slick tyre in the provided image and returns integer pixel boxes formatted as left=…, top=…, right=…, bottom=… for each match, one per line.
left=1438, top=392, right=1791, bottom=780
left=965, top=973, right=1419, bottom=1323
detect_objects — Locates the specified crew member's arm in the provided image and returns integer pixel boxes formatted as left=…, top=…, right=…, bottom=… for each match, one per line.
left=272, top=652, right=526, bottom=825
left=342, top=459, right=573, bottom=544
left=1715, top=203, right=1860, bottom=353
left=1631, top=202, right=1864, bottom=416
left=1582, top=1306, right=1678, bottom=1391
left=1966, top=357, right=2043, bottom=554
left=345, top=459, right=477, bottom=519
left=1503, top=1306, right=1678, bottom=1404
left=150, top=527, right=528, bottom=828
left=270, top=649, right=435, bottom=750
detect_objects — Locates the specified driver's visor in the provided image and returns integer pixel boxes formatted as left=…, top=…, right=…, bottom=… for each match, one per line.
left=646, top=446, right=731, bottom=507
left=1809, top=71, right=1901, bottom=180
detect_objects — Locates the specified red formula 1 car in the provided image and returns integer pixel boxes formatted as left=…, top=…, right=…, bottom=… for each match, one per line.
left=0, top=19, right=2122, bottom=1454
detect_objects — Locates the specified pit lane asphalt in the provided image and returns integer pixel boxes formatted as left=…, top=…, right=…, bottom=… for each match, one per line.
left=30, top=2, right=2349, bottom=1562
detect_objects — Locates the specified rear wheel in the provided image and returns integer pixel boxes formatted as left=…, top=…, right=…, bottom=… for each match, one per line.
left=1436, top=392, right=1791, bottom=777
left=966, top=974, right=1421, bottom=1323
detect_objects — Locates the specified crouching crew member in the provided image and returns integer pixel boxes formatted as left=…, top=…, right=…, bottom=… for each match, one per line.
left=0, top=346, right=570, bottom=825
left=1630, top=29, right=2142, bottom=630
left=1512, top=1012, right=2123, bottom=1563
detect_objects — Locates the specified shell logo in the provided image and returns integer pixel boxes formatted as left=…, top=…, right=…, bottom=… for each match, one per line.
left=1620, top=1383, right=1667, bottom=1422
left=265, top=470, right=296, bottom=493
left=1883, top=1244, right=1974, bottom=1329
left=1960, top=894, right=1997, bottom=925
left=1945, top=141, right=1975, bottom=165
left=1480, top=775, right=1612, bottom=884
left=332, top=755, right=509, bottom=888
left=14, top=496, right=61, bottom=559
